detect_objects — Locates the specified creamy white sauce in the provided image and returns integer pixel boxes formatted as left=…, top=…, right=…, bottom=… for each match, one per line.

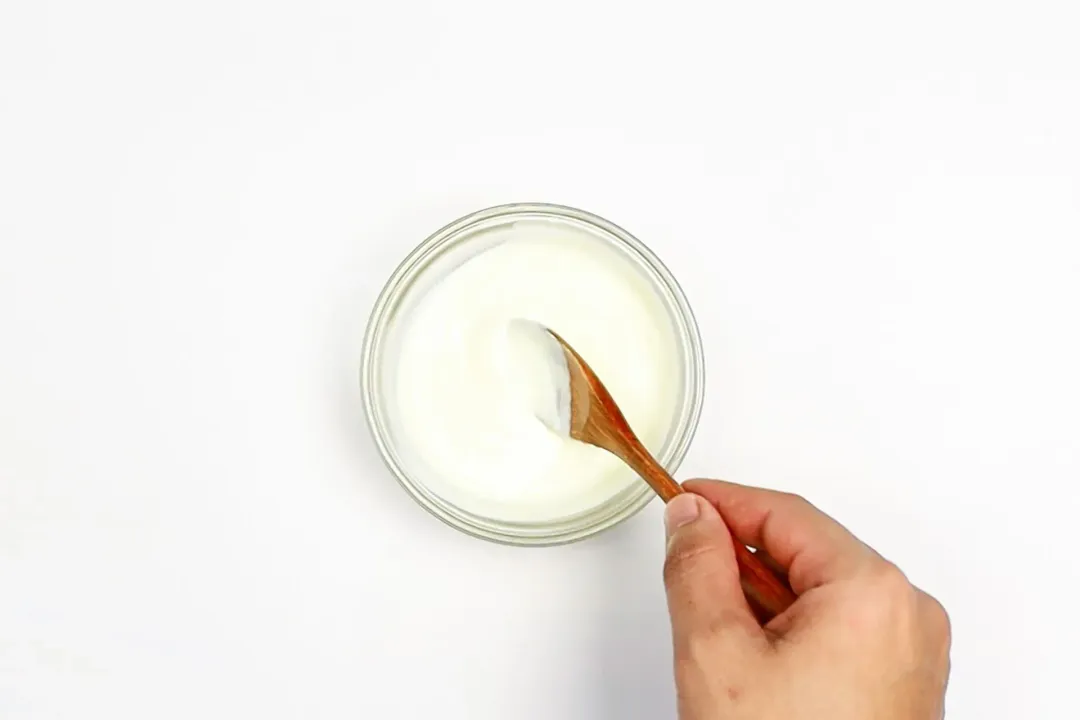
left=391, top=219, right=679, bottom=522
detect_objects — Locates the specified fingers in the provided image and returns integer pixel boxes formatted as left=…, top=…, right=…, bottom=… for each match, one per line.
left=663, top=493, right=768, bottom=658
left=682, top=479, right=878, bottom=594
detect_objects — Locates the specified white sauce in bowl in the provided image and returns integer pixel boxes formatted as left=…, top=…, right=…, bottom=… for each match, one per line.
left=389, top=219, right=681, bottom=523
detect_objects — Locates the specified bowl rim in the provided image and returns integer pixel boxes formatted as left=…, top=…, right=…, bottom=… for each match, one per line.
left=360, top=202, right=705, bottom=546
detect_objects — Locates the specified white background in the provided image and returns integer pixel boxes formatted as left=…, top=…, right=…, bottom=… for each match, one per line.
left=2, top=1, right=1078, bottom=718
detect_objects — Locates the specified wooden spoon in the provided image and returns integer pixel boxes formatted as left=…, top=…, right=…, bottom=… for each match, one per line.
left=543, top=328, right=796, bottom=622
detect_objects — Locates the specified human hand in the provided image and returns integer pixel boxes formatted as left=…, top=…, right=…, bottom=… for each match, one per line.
left=662, top=480, right=951, bottom=720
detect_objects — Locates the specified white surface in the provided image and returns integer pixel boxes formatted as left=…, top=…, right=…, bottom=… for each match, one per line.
left=387, top=222, right=680, bottom=523
left=1, top=1, right=1078, bottom=717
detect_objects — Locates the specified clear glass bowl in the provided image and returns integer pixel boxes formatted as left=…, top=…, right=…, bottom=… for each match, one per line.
left=361, top=203, right=704, bottom=545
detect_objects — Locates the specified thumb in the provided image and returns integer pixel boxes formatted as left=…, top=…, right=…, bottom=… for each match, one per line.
left=663, top=493, right=765, bottom=655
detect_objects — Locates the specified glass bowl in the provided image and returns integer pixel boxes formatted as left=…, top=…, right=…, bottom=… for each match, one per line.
left=361, top=203, right=704, bottom=545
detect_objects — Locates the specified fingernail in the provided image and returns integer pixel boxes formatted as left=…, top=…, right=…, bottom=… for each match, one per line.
left=665, top=494, right=701, bottom=535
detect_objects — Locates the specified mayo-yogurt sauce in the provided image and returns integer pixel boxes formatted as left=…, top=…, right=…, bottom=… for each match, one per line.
left=392, top=219, right=679, bottom=522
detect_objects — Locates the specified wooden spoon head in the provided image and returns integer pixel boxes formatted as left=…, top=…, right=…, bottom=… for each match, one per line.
left=543, top=329, right=640, bottom=455
left=544, top=329, right=684, bottom=502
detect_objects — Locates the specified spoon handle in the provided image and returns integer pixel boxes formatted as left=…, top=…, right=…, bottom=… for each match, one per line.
left=629, top=449, right=797, bottom=621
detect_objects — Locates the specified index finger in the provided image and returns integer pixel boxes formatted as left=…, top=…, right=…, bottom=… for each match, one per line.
left=682, top=479, right=879, bottom=594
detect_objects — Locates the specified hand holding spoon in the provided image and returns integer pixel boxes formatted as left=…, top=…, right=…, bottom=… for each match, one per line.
left=533, top=325, right=797, bottom=622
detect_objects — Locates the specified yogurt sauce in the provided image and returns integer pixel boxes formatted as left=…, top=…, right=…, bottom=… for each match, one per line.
left=392, top=219, right=680, bottom=522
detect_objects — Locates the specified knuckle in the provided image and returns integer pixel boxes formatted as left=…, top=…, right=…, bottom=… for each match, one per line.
left=847, top=562, right=918, bottom=630
left=663, top=539, right=722, bottom=588
left=780, top=491, right=814, bottom=512
left=679, top=624, right=718, bottom=663
left=920, top=592, right=953, bottom=648
left=678, top=609, right=759, bottom=664
left=916, top=592, right=952, bottom=675
left=702, top=608, right=757, bottom=640
left=867, top=561, right=914, bottom=598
